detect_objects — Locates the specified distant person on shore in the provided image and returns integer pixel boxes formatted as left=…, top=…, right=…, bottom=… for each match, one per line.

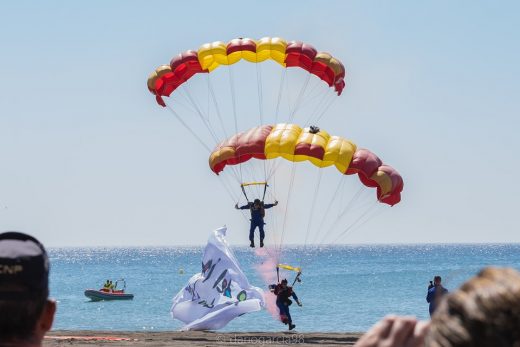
left=354, top=267, right=520, bottom=347
left=0, top=231, right=56, bottom=347
left=235, top=198, right=278, bottom=248
left=270, top=278, right=302, bottom=331
left=426, top=275, right=448, bottom=316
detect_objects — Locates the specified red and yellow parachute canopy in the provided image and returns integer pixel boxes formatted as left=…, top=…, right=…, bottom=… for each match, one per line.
left=147, top=37, right=346, bottom=107
left=209, top=124, right=403, bottom=206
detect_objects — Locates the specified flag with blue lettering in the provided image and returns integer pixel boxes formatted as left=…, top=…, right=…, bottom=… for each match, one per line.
left=171, top=226, right=265, bottom=330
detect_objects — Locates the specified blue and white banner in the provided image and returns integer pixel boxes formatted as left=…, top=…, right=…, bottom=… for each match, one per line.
left=171, top=226, right=265, bottom=331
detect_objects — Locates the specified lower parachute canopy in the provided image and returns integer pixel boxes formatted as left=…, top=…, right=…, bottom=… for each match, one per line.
left=209, top=124, right=403, bottom=206
left=277, top=264, right=302, bottom=273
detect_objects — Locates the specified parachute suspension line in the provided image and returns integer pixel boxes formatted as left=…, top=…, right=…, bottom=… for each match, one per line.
left=255, top=62, right=264, bottom=125
left=240, top=185, right=250, bottom=203
left=345, top=204, right=389, bottom=239
left=180, top=86, right=220, bottom=146
left=289, top=73, right=312, bottom=123
left=303, top=89, right=333, bottom=127
left=298, top=169, right=323, bottom=269
left=328, top=201, right=380, bottom=245
left=207, top=74, right=228, bottom=139
left=255, top=63, right=269, bottom=181
left=220, top=175, right=240, bottom=203
left=314, top=94, right=338, bottom=125
left=300, top=91, right=328, bottom=124
left=301, top=177, right=345, bottom=268
left=239, top=162, right=243, bottom=187
left=240, top=162, right=255, bottom=188
left=180, top=86, right=209, bottom=123
left=303, top=203, right=385, bottom=272
left=222, top=169, right=240, bottom=196
left=171, top=90, right=200, bottom=115
left=266, top=162, right=279, bottom=249
left=227, top=65, right=239, bottom=136
left=226, top=65, right=243, bottom=184
left=335, top=186, right=366, bottom=222
left=309, top=175, right=346, bottom=245
left=316, top=186, right=365, bottom=245
left=274, top=176, right=281, bottom=250
left=227, top=161, right=241, bottom=184
left=325, top=191, right=373, bottom=245
left=206, top=77, right=211, bottom=125
left=263, top=161, right=268, bottom=193
left=165, top=105, right=211, bottom=152
left=301, top=76, right=324, bottom=102
left=265, top=159, right=283, bottom=182
left=302, top=170, right=323, bottom=247
left=294, top=77, right=323, bottom=117
left=283, top=69, right=294, bottom=123
left=278, top=162, right=298, bottom=255
left=274, top=69, right=286, bottom=125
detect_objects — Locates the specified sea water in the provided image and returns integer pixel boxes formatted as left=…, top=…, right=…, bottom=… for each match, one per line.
left=49, top=244, right=520, bottom=332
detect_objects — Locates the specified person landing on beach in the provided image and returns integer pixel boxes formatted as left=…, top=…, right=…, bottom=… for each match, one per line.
left=270, top=279, right=302, bottom=330
left=235, top=198, right=277, bottom=248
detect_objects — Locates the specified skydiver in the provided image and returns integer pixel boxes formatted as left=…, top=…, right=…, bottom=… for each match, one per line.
left=269, top=278, right=302, bottom=330
left=235, top=198, right=278, bottom=248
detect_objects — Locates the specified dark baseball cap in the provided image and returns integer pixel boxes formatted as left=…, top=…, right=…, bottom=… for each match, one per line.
left=0, top=232, right=49, bottom=300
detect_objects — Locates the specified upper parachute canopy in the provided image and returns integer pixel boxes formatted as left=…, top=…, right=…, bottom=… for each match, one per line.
left=147, top=37, right=346, bottom=106
left=209, top=124, right=403, bottom=206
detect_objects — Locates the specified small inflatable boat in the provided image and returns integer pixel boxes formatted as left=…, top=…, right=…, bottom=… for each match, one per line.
left=84, top=279, right=134, bottom=301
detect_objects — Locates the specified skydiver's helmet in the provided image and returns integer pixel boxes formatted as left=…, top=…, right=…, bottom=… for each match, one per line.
left=281, top=279, right=288, bottom=285
left=254, top=199, right=261, bottom=205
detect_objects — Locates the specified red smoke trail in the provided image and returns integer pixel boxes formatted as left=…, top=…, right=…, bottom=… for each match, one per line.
left=254, top=247, right=281, bottom=321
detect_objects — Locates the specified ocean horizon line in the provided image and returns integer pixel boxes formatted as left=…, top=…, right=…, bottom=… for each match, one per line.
left=47, top=242, right=520, bottom=250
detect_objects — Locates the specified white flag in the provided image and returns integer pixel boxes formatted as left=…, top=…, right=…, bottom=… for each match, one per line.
left=171, top=226, right=265, bottom=331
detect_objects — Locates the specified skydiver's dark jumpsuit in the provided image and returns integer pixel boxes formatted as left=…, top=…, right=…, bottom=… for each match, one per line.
left=273, top=284, right=299, bottom=324
left=238, top=202, right=275, bottom=243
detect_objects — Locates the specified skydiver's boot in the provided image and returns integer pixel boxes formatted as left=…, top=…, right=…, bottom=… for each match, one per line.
left=260, top=239, right=264, bottom=248
left=289, top=323, right=296, bottom=330
left=250, top=241, right=255, bottom=248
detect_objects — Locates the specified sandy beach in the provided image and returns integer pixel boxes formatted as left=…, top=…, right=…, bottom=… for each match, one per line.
left=44, top=331, right=361, bottom=346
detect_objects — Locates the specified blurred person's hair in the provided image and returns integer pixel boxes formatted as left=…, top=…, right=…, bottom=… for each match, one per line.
left=426, top=267, right=520, bottom=347
left=0, top=285, right=48, bottom=340
left=0, top=232, right=51, bottom=343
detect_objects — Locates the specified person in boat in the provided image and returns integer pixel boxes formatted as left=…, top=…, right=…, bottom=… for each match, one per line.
left=235, top=198, right=278, bottom=248
left=108, top=280, right=114, bottom=292
left=103, top=279, right=110, bottom=290
left=0, top=232, right=56, bottom=347
left=270, top=279, right=301, bottom=330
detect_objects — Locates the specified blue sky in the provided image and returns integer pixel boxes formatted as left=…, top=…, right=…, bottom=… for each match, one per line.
left=0, top=1, right=519, bottom=246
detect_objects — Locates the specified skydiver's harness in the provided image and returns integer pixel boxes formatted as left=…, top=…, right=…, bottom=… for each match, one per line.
left=240, top=182, right=269, bottom=219
left=274, top=285, right=295, bottom=305
left=256, top=204, right=266, bottom=219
